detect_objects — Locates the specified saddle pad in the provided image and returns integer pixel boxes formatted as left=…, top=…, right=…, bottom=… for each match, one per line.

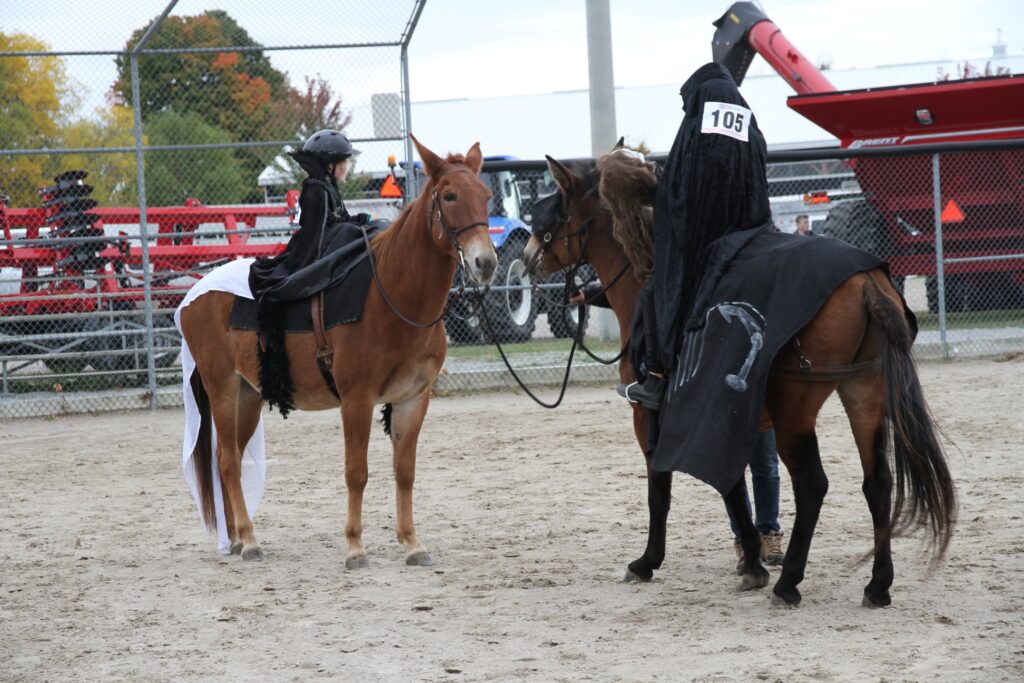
left=229, top=257, right=373, bottom=333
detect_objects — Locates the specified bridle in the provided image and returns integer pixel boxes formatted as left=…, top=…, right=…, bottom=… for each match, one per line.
left=429, top=167, right=490, bottom=272
left=361, top=166, right=490, bottom=329
left=529, top=198, right=631, bottom=365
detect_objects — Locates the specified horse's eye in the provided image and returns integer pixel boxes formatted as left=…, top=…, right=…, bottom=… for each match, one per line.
left=443, top=192, right=457, bottom=202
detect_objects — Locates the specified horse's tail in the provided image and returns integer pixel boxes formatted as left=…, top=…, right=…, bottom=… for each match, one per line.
left=865, top=277, right=956, bottom=563
left=190, top=369, right=217, bottom=530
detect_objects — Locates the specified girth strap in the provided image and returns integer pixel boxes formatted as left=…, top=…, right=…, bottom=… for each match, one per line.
left=769, top=357, right=882, bottom=383
left=311, top=291, right=340, bottom=398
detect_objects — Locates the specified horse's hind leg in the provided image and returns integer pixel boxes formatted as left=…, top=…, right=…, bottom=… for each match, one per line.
left=209, top=374, right=263, bottom=560
left=340, top=397, right=373, bottom=569
left=391, top=390, right=434, bottom=566
left=838, top=372, right=893, bottom=607
left=766, top=381, right=835, bottom=607
left=223, top=381, right=263, bottom=556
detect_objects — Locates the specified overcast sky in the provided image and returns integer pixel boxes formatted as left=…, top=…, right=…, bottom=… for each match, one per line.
left=3, top=0, right=1022, bottom=117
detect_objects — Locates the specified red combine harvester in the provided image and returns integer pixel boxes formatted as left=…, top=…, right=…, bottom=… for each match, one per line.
left=1, top=172, right=297, bottom=374
left=713, top=2, right=1024, bottom=311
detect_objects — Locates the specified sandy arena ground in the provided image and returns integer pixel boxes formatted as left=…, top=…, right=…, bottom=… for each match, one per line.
left=2, top=356, right=1023, bottom=682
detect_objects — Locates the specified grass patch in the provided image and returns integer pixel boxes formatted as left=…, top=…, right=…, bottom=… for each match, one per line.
left=914, top=309, right=1024, bottom=331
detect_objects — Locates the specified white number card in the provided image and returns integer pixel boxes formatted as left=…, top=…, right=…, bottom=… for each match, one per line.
left=700, top=101, right=751, bottom=142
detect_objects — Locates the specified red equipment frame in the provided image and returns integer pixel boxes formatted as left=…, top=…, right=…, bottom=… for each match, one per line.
left=713, top=2, right=1024, bottom=286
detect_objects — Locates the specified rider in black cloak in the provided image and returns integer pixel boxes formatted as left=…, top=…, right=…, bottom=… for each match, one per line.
left=619, top=62, right=772, bottom=410
left=248, top=129, right=374, bottom=415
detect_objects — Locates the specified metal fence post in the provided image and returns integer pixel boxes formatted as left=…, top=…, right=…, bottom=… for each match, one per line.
left=129, top=54, right=158, bottom=410
left=400, top=1, right=426, bottom=199
left=932, top=153, right=949, bottom=359
left=131, top=0, right=179, bottom=410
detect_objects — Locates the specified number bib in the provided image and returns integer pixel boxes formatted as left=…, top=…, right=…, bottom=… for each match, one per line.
left=700, top=102, right=751, bottom=142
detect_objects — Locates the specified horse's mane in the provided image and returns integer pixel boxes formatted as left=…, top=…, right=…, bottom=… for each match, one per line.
left=372, top=153, right=471, bottom=268
left=595, top=150, right=657, bottom=281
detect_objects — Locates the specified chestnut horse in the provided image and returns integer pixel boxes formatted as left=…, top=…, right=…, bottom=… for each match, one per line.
left=523, top=149, right=956, bottom=607
left=180, top=136, right=497, bottom=568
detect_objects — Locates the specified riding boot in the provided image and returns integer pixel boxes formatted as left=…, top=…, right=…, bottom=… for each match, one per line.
left=616, top=375, right=666, bottom=411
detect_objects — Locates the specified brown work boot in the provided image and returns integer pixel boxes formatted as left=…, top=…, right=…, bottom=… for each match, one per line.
left=733, top=539, right=745, bottom=575
left=760, top=531, right=785, bottom=566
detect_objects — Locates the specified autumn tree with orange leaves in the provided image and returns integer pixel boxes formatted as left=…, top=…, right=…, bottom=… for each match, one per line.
left=114, top=10, right=297, bottom=201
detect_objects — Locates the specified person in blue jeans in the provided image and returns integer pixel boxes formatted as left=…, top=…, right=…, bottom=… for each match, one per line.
left=727, top=429, right=785, bottom=573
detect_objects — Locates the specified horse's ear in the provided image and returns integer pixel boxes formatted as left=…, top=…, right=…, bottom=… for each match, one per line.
left=612, top=136, right=625, bottom=151
left=410, top=133, right=448, bottom=179
left=545, top=155, right=578, bottom=197
left=463, top=142, right=483, bottom=174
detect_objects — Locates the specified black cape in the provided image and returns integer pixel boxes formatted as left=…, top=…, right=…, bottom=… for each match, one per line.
left=651, top=231, right=902, bottom=493
left=652, top=63, right=771, bottom=372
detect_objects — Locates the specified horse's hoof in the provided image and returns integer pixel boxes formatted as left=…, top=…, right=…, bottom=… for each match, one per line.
left=740, top=569, right=770, bottom=591
left=241, top=546, right=264, bottom=562
left=770, top=587, right=801, bottom=608
left=862, top=590, right=891, bottom=608
left=406, top=550, right=435, bottom=567
left=346, top=553, right=369, bottom=570
left=623, top=569, right=651, bottom=583
left=229, top=541, right=243, bottom=555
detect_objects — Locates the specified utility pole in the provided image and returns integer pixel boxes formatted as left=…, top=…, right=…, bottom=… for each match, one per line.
left=585, top=0, right=620, bottom=342
left=586, top=0, right=617, bottom=156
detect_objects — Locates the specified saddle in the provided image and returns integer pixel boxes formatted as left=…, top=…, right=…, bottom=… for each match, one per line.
left=229, top=256, right=374, bottom=401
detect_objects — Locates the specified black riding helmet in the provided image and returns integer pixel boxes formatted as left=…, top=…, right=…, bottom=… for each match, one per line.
left=302, top=129, right=360, bottom=162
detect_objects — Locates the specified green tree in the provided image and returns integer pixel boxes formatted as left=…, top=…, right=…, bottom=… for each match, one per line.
left=56, top=105, right=141, bottom=205
left=144, top=111, right=246, bottom=206
left=114, top=11, right=291, bottom=199
left=0, top=32, right=76, bottom=206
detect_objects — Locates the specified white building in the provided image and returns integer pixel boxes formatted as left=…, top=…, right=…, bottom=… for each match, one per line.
left=340, top=52, right=1024, bottom=174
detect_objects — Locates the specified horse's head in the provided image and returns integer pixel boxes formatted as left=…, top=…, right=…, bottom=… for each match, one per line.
left=523, top=156, right=600, bottom=279
left=411, top=134, right=497, bottom=285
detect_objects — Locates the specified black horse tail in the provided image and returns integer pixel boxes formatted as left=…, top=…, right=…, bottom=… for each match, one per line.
left=866, top=278, right=956, bottom=564
left=190, top=369, right=217, bottom=530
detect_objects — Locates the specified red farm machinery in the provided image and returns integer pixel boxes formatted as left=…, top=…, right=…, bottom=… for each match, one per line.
left=0, top=171, right=297, bottom=379
left=713, top=2, right=1024, bottom=312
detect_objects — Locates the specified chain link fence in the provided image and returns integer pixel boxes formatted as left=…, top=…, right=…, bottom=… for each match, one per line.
left=1, top=1, right=424, bottom=417
left=3, top=14, right=1023, bottom=422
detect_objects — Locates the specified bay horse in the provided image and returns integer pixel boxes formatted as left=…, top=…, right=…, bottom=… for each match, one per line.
left=179, top=136, right=497, bottom=568
left=523, top=148, right=956, bottom=607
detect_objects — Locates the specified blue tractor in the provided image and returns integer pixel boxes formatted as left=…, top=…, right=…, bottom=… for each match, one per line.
left=445, top=157, right=593, bottom=344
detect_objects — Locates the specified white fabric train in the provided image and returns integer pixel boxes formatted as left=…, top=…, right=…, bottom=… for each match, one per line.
left=174, top=258, right=266, bottom=554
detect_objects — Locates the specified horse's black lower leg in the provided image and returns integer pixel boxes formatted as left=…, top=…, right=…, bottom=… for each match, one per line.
left=723, top=477, right=769, bottom=590
left=625, top=457, right=672, bottom=582
left=862, top=428, right=894, bottom=607
left=773, top=433, right=828, bottom=606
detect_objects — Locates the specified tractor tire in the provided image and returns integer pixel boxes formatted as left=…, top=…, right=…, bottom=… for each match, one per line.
left=444, top=293, right=483, bottom=346
left=926, top=275, right=968, bottom=313
left=547, top=264, right=596, bottom=339
left=821, top=199, right=887, bottom=256
left=484, top=234, right=537, bottom=343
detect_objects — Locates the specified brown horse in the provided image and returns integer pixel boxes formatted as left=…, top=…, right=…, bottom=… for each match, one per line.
left=523, top=149, right=956, bottom=607
left=180, top=136, right=497, bottom=567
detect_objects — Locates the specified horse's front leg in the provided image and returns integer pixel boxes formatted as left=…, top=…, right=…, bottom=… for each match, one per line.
left=625, top=407, right=671, bottom=582
left=625, top=454, right=672, bottom=582
left=391, top=390, right=434, bottom=566
left=340, top=396, right=374, bottom=569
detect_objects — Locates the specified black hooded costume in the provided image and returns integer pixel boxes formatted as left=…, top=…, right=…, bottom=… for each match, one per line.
left=651, top=62, right=772, bottom=371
